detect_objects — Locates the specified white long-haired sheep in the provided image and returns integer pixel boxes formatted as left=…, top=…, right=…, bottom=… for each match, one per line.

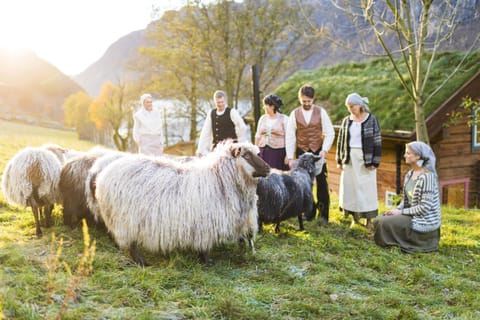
left=1, top=144, right=69, bottom=237
left=95, top=141, right=270, bottom=266
left=84, top=151, right=126, bottom=225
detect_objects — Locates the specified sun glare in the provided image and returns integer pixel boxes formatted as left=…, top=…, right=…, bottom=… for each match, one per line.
left=0, top=0, right=167, bottom=74
left=0, top=3, right=34, bottom=52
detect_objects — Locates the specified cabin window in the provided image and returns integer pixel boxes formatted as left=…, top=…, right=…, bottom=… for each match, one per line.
left=472, top=108, right=480, bottom=151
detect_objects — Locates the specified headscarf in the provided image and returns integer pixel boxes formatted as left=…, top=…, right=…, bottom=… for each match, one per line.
left=140, top=93, right=153, bottom=107
left=407, top=141, right=437, bottom=177
left=345, top=93, right=370, bottom=112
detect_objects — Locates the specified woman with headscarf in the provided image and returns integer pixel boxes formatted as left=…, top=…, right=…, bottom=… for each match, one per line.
left=374, top=141, right=441, bottom=253
left=336, top=93, right=382, bottom=229
left=132, top=93, right=164, bottom=156
left=255, top=94, right=289, bottom=170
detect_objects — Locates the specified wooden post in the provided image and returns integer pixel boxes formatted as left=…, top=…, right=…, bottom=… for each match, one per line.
left=252, top=65, right=261, bottom=132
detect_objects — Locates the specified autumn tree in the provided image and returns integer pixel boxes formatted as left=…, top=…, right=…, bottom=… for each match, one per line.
left=63, top=91, right=95, bottom=140
left=323, top=0, right=480, bottom=143
left=242, top=0, right=319, bottom=93
left=89, top=81, right=135, bottom=151
left=189, top=0, right=319, bottom=106
left=137, top=0, right=319, bottom=141
left=137, top=8, right=208, bottom=142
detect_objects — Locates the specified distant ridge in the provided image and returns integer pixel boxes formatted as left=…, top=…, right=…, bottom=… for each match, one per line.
left=0, top=48, right=84, bottom=124
left=73, top=29, right=146, bottom=97
left=72, top=0, right=480, bottom=98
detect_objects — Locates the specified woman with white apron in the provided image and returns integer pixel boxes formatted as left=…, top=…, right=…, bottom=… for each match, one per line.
left=132, top=93, right=164, bottom=156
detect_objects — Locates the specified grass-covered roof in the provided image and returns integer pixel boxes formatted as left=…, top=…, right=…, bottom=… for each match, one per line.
left=275, top=51, right=480, bottom=132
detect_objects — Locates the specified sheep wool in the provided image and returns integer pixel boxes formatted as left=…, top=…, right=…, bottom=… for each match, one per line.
left=85, top=151, right=126, bottom=225
left=60, top=153, right=100, bottom=227
left=257, top=152, right=322, bottom=233
left=95, top=142, right=270, bottom=265
left=1, top=144, right=67, bottom=237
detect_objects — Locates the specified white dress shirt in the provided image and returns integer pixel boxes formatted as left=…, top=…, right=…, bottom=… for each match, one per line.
left=196, top=107, right=247, bottom=156
left=285, top=106, right=335, bottom=159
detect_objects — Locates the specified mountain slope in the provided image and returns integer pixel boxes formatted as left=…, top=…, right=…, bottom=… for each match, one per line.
left=73, top=0, right=480, bottom=98
left=73, top=29, right=146, bottom=97
left=0, top=49, right=84, bottom=124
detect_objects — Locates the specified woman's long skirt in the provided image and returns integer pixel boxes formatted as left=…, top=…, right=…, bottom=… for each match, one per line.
left=374, top=214, right=440, bottom=253
left=259, top=145, right=288, bottom=171
left=339, top=148, right=378, bottom=219
left=139, top=134, right=163, bottom=156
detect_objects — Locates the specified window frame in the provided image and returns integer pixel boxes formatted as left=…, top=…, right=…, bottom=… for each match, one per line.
left=472, top=108, right=480, bottom=151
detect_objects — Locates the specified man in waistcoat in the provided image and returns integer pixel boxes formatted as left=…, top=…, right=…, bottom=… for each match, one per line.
left=196, top=90, right=247, bottom=156
left=285, top=85, right=335, bottom=225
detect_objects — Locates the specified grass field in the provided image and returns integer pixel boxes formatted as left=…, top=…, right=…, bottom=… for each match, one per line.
left=1, top=120, right=479, bottom=319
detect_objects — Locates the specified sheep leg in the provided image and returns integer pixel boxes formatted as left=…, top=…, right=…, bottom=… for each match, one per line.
left=257, top=218, right=264, bottom=233
left=31, top=205, right=43, bottom=238
left=298, top=215, right=305, bottom=231
left=275, top=219, right=280, bottom=233
left=304, top=201, right=316, bottom=221
left=62, top=206, right=73, bottom=228
left=248, top=238, right=256, bottom=255
left=199, top=251, right=213, bottom=266
left=129, top=242, right=148, bottom=267
left=44, top=204, right=53, bottom=228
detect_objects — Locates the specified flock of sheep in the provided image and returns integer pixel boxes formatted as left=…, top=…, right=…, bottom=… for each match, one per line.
left=1, top=141, right=322, bottom=266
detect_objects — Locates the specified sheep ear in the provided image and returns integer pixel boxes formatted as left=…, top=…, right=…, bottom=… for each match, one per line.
left=313, top=155, right=322, bottom=162
left=231, top=146, right=241, bottom=158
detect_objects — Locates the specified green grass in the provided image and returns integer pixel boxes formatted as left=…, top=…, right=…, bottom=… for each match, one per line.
left=1, top=120, right=480, bottom=319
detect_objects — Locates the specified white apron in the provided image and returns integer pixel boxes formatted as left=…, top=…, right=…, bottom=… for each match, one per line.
left=139, top=134, right=164, bottom=156
left=339, top=148, right=378, bottom=212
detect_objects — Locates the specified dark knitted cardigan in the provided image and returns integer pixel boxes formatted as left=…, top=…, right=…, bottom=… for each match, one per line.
left=336, top=113, right=382, bottom=167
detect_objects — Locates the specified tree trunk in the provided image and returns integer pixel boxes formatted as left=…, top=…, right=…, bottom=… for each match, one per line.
left=414, top=98, right=430, bottom=144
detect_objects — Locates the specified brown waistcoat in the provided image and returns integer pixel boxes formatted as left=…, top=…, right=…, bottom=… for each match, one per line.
left=295, top=106, right=323, bottom=152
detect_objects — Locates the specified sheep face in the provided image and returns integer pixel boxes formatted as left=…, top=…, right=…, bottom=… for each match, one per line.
left=297, top=153, right=322, bottom=178
left=231, top=144, right=270, bottom=178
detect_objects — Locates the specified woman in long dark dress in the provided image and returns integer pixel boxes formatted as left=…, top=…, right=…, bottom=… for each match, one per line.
left=374, top=141, right=441, bottom=253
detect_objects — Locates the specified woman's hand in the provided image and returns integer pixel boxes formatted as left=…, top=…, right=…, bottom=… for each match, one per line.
left=288, top=159, right=296, bottom=169
left=384, top=209, right=401, bottom=216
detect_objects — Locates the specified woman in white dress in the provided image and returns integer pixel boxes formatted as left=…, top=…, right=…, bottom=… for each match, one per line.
left=132, top=93, right=164, bottom=156
left=336, top=93, right=382, bottom=229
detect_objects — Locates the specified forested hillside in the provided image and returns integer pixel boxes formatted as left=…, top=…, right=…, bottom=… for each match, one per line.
left=276, top=51, right=480, bottom=131
left=75, top=0, right=480, bottom=97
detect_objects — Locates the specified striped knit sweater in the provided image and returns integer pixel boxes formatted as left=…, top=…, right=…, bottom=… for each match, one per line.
left=399, top=170, right=441, bottom=233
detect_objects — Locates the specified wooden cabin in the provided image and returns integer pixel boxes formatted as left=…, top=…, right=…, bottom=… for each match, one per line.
left=325, top=70, right=480, bottom=208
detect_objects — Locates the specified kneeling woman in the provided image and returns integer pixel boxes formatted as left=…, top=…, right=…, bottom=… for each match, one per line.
left=374, top=141, right=441, bottom=253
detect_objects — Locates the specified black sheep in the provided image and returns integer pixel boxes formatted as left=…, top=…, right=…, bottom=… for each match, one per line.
left=257, top=152, right=322, bottom=233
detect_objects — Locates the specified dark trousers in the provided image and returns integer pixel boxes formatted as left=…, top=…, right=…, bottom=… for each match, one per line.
left=296, top=148, right=330, bottom=222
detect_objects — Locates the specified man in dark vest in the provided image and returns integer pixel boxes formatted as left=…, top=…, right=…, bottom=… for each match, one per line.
left=286, top=85, right=335, bottom=225
left=196, top=90, right=247, bottom=156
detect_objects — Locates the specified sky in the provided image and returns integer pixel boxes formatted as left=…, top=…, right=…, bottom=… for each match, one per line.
left=0, top=0, right=188, bottom=75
